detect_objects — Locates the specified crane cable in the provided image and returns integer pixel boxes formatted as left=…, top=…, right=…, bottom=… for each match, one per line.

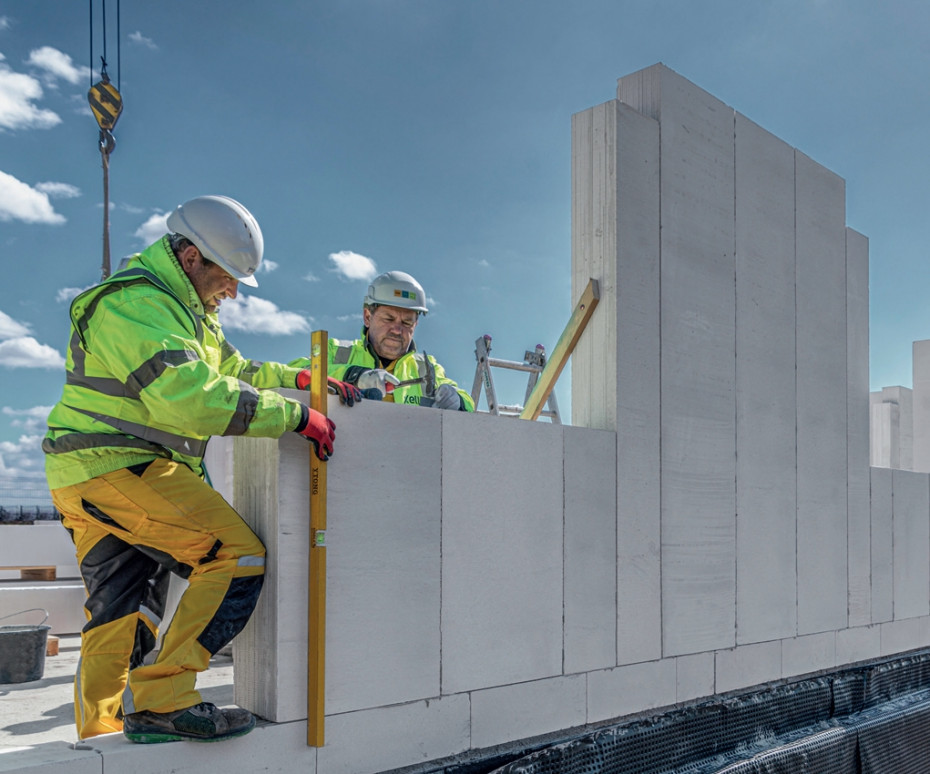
left=87, top=0, right=123, bottom=280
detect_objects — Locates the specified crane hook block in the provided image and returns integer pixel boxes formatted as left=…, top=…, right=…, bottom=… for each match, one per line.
left=88, top=79, right=123, bottom=131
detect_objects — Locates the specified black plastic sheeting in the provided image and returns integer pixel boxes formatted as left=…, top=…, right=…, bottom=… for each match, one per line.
left=483, top=650, right=930, bottom=774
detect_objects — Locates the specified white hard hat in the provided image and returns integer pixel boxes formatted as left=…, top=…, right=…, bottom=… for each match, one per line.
left=167, top=195, right=263, bottom=287
left=364, top=271, right=428, bottom=314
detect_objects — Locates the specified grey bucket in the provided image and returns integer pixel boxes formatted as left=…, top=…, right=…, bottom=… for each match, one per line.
left=0, top=608, right=50, bottom=683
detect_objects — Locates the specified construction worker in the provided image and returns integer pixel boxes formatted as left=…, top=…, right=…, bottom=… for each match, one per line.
left=293, top=271, right=474, bottom=411
left=43, top=195, right=361, bottom=744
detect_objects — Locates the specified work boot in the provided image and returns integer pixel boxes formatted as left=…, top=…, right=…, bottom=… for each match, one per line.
left=123, top=701, right=255, bottom=743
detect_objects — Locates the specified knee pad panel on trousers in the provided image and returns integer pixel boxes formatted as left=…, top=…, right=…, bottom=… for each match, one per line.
left=81, top=534, right=162, bottom=631
left=197, top=574, right=264, bottom=655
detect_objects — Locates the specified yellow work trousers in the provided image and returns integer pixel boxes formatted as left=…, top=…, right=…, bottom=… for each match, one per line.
left=51, top=458, right=265, bottom=739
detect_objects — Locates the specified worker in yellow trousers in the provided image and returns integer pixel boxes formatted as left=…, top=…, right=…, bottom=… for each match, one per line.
left=44, top=195, right=360, bottom=743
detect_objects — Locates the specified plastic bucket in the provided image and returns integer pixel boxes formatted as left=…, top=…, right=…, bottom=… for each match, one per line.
left=0, top=608, right=50, bottom=684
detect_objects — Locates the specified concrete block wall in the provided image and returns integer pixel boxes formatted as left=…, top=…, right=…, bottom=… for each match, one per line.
left=222, top=65, right=930, bottom=774
left=870, top=386, right=914, bottom=469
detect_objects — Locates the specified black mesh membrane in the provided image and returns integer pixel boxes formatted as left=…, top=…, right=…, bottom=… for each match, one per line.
left=480, top=648, right=930, bottom=774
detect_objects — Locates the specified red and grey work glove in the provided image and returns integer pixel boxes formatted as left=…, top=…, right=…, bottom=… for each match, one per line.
left=294, top=405, right=336, bottom=461
left=295, top=369, right=362, bottom=407
left=432, top=383, right=463, bottom=410
left=356, top=369, right=401, bottom=399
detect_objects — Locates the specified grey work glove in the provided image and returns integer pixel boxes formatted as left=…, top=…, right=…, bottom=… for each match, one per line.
left=356, top=369, right=401, bottom=398
left=432, top=383, right=462, bottom=410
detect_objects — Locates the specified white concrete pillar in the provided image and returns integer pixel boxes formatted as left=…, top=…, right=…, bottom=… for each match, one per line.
left=912, top=340, right=930, bottom=472
left=846, top=228, right=871, bottom=627
left=733, top=112, right=797, bottom=644
left=617, top=64, right=738, bottom=657
left=795, top=150, right=848, bottom=635
left=571, top=96, right=661, bottom=664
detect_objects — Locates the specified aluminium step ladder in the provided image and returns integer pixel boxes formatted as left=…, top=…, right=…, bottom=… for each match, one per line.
left=470, top=334, right=561, bottom=424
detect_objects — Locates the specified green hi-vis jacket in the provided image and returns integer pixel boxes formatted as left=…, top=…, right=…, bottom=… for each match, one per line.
left=291, top=335, right=475, bottom=411
left=43, top=237, right=305, bottom=490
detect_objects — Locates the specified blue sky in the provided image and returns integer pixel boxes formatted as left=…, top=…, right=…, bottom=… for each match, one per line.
left=1, top=0, right=929, bottom=492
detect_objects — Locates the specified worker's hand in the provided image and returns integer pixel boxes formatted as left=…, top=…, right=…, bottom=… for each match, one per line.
left=294, top=405, right=336, bottom=461
left=327, top=377, right=362, bottom=407
left=295, top=369, right=313, bottom=390
left=433, top=383, right=462, bottom=410
left=295, top=370, right=361, bottom=407
left=356, top=369, right=401, bottom=398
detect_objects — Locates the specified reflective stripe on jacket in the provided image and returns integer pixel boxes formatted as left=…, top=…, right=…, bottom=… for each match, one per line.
left=294, top=335, right=474, bottom=411
left=43, top=237, right=305, bottom=489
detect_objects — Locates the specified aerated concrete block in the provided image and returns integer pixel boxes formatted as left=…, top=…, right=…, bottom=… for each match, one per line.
left=676, top=652, right=715, bottom=704
left=891, top=469, right=930, bottom=620
left=836, top=625, right=881, bottom=666
left=715, top=640, right=782, bottom=694
left=441, top=411, right=564, bottom=694
left=912, top=340, right=930, bottom=473
left=470, top=675, right=587, bottom=749
left=234, top=395, right=442, bottom=721
left=571, top=98, right=661, bottom=664
left=795, top=150, right=848, bottom=635
left=847, top=229, right=871, bottom=627
left=734, top=112, right=798, bottom=645
left=0, top=745, right=100, bottom=774
left=781, top=632, right=836, bottom=679
left=880, top=617, right=924, bottom=657
left=870, top=467, right=893, bottom=623
left=586, top=658, right=677, bottom=725
left=563, top=425, right=616, bottom=674
left=317, top=694, right=470, bottom=774
left=623, top=64, right=737, bottom=657
left=91, top=719, right=293, bottom=774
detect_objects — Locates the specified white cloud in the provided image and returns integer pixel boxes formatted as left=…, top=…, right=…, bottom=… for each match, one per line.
left=478, top=258, right=490, bottom=267
left=134, top=211, right=169, bottom=245
left=328, top=250, right=378, bottom=282
left=219, top=296, right=311, bottom=336
left=0, top=433, right=47, bottom=481
left=56, top=286, right=90, bottom=304
left=0, top=337, right=65, bottom=369
left=2, top=406, right=52, bottom=434
left=303, top=271, right=320, bottom=282
left=0, top=170, right=65, bottom=224
left=128, top=31, right=158, bottom=50
left=259, top=259, right=278, bottom=274
left=26, top=46, right=90, bottom=85
left=0, top=310, right=31, bottom=339
left=0, top=63, right=60, bottom=130
left=337, top=313, right=363, bottom=323
left=0, top=17, right=10, bottom=32
left=35, top=181, right=80, bottom=199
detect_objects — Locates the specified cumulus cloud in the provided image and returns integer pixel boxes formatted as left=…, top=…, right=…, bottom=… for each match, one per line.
left=0, top=170, right=65, bottom=224
left=303, top=271, right=320, bottom=282
left=219, top=295, right=311, bottom=336
left=0, top=63, right=60, bottom=130
left=128, top=31, right=158, bottom=50
left=35, top=181, right=80, bottom=199
left=0, top=17, right=11, bottom=32
left=259, top=259, right=278, bottom=274
left=0, top=433, right=47, bottom=481
left=27, top=46, right=90, bottom=85
left=2, top=405, right=52, bottom=434
left=0, top=310, right=64, bottom=369
left=134, top=211, right=169, bottom=245
left=0, top=337, right=65, bottom=369
left=328, top=250, right=378, bottom=282
left=0, top=310, right=31, bottom=339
